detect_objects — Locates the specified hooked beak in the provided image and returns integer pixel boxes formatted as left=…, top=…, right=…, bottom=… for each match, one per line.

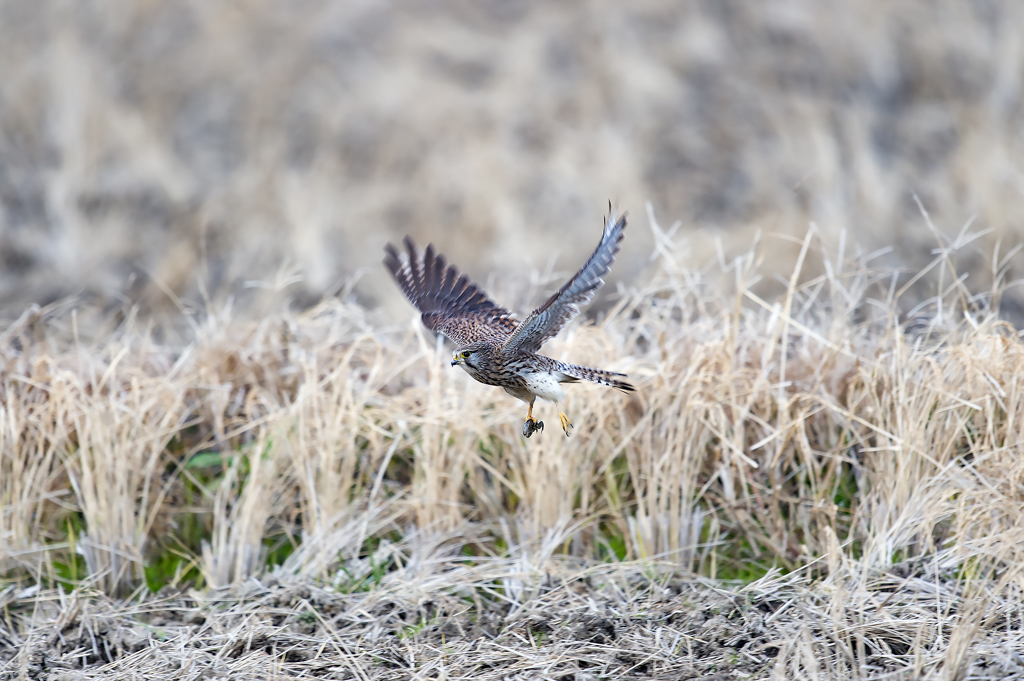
left=451, top=359, right=459, bottom=367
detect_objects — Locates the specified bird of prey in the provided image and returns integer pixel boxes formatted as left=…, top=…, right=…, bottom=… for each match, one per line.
left=384, top=209, right=634, bottom=438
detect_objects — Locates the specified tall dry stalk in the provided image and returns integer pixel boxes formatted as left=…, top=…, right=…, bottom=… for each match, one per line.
left=201, top=415, right=290, bottom=587
left=3, top=213, right=1024, bottom=606
left=289, top=336, right=377, bottom=534
left=62, top=351, right=187, bottom=595
left=404, top=325, right=481, bottom=531
left=0, top=359, right=70, bottom=573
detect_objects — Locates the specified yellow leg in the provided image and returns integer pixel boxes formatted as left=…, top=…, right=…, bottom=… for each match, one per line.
left=558, top=410, right=573, bottom=437
left=523, top=402, right=544, bottom=438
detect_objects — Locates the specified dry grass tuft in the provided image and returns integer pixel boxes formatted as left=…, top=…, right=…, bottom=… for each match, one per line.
left=3, top=215, right=1024, bottom=677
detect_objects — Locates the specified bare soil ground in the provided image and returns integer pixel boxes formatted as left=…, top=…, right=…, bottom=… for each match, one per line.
left=5, top=558, right=1024, bottom=680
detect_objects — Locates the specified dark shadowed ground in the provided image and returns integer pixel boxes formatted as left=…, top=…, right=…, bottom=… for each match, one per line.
left=4, top=560, right=1023, bottom=680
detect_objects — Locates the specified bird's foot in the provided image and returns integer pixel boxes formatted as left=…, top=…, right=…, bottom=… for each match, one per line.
left=558, top=412, right=573, bottom=437
left=523, top=417, right=544, bottom=438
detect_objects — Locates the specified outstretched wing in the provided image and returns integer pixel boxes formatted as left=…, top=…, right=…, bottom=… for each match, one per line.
left=384, top=237, right=518, bottom=346
left=501, top=211, right=627, bottom=355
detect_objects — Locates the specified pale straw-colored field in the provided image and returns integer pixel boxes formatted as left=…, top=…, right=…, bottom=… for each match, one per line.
left=4, top=214, right=1024, bottom=678
left=3, top=0, right=1024, bottom=678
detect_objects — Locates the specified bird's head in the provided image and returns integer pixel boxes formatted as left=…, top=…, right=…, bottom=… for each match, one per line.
left=451, top=342, right=491, bottom=370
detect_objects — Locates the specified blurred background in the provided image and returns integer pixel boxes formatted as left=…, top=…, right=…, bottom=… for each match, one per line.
left=1, top=0, right=1022, bottom=323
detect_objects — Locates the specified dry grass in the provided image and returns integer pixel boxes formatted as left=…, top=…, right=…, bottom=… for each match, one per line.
left=3, top=210, right=1024, bottom=678
left=2, top=542, right=1023, bottom=679
left=4, top=2, right=1024, bottom=677
left=2, top=0, right=1024, bottom=321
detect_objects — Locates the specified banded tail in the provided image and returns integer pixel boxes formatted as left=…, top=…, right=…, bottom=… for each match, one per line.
left=555, top=361, right=635, bottom=393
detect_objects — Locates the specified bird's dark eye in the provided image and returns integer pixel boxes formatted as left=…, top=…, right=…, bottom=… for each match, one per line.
left=461, top=351, right=471, bottom=358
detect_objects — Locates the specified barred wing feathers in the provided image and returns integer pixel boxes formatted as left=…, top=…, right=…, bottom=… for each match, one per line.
left=501, top=212, right=627, bottom=355
left=384, top=237, right=518, bottom=346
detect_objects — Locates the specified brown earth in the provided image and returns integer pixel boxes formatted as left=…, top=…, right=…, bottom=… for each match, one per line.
left=4, top=560, right=1023, bottom=680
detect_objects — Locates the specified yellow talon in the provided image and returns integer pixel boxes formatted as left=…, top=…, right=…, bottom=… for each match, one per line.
left=558, top=411, right=573, bottom=437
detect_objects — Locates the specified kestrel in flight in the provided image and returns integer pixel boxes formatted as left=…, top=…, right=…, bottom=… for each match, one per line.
left=384, top=209, right=634, bottom=438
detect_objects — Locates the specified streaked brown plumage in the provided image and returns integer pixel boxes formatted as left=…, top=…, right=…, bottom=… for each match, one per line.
left=384, top=209, right=634, bottom=438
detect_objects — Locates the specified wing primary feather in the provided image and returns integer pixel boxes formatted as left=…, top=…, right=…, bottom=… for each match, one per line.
left=383, top=236, right=518, bottom=346
left=424, top=244, right=439, bottom=306
left=500, top=210, right=627, bottom=354
left=432, top=252, right=450, bottom=307
left=403, top=237, right=422, bottom=300
left=452, top=274, right=472, bottom=305
left=438, top=253, right=454, bottom=301
left=383, top=243, right=401, bottom=280
left=384, top=243, right=416, bottom=302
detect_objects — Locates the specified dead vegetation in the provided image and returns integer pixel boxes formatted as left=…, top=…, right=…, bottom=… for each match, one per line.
left=1, top=0, right=1023, bottom=320
left=3, top=211, right=1024, bottom=678
left=4, top=555, right=1024, bottom=680
left=4, top=3, right=1024, bottom=676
